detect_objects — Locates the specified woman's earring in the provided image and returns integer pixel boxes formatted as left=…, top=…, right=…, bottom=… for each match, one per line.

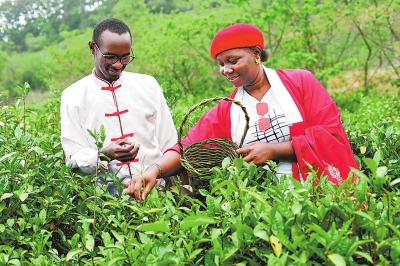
left=255, top=57, right=261, bottom=64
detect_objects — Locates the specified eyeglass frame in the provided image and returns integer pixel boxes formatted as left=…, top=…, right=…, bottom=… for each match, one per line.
left=93, top=42, right=135, bottom=65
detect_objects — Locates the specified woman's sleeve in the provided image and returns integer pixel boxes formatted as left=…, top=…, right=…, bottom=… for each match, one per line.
left=289, top=70, right=358, bottom=185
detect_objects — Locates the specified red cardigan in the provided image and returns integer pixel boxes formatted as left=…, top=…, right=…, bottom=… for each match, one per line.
left=167, top=69, right=359, bottom=185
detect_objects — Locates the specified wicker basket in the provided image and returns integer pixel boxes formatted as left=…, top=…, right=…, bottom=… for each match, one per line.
left=178, top=96, right=249, bottom=179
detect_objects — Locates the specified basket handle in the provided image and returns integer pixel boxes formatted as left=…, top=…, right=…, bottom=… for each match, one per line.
left=177, top=96, right=250, bottom=156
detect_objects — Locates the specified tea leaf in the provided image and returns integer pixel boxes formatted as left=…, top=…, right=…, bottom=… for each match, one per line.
left=18, top=192, right=28, bottom=202
left=107, top=257, right=127, bottom=265
left=1, top=193, right=13, bottom=200
left=84, top=234, right=95, bottom=252
left=270, top=235, right=282, bottom=258
left=353, top=251, right=373, bottom=264
left=111, top=230, right=124, bottom=243
left=0, top=152, right=16, bottom=163
left=39, top=209, right=46, bottom=224
left=66, top=248, right=85, bottom=261
left=180, top=215, right=218, bottom=230
left=376, top=166, right=387, bottom=178
left=354, top=211, right=373, bottom=221
left=362, top=158, right=377, bottom=174
left=211, top=180, right=233, bottom=194
left=390, top=177, right=400, bottom=186
left=137, top=221, right=169, bottom=232
left=360, top=145, right=367, bottom=154
left=347, top=239, right=374, bottom=255
left=328, top=253, right=345, bottom=266
left=254, top=224, right=269, bottom=242
left=307, top=223, right=330, bottom=240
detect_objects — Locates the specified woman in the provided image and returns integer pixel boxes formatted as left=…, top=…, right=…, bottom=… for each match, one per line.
left=127, top=23, right=359, bottom=201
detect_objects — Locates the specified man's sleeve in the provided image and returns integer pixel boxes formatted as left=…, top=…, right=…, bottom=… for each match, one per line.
left=60, top=91, right=98, bottom=174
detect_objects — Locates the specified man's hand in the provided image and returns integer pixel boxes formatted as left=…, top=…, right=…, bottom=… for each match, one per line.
left=100, top=138, right=139, bottom=162
left=126, top=171, right=158, bottom=201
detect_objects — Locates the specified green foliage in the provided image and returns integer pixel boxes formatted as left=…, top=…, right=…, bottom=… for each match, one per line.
left=1, top=0, right=399, bottom=101
left=0, top=82, right=399, bottom=265
left=335, top=89, right=400, bottom=179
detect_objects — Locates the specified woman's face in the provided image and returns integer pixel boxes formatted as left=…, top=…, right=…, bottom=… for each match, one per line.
left=216, top=48, right=260, bottom=88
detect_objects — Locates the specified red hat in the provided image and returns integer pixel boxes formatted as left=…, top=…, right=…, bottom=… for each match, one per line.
left=210, top=23, right=264, bottom=60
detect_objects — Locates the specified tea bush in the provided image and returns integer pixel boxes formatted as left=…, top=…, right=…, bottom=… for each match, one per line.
left=0, top=86, right=399, bottom=265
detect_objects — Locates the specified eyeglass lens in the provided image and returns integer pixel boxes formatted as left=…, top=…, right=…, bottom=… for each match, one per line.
left=256, top=102, right=270, bottom=131
left=105, top=55, right=133, bottom=65
left=94, top=42, right=134, bottom=65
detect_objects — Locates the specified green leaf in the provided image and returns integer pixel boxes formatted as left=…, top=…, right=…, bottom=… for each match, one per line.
left=137, top=221, right=169, bottom=232
left=222, top=157, right=231, bottom=168
left=390, top=178, right=400, bottom=186
left=291, top=201, right=302, bottom=216
left=353, top=251, right=373, bottom=263
left=14, top=127, right=22, bottom=140
left=354, top=211, right=373, bottom=221
left=111, top=230, right=124, bottom=243
left=1, top=193, right=13, bottom=200
left=328, top=253, right=346, bottom=266
left=22, top=81, right=31, bottom=96
left=360, top=145, right=366, bottom=154
left=385, top=126, right=393, bottom=137
left=39, top=209, right=46, bottom=224
left=372, top=150, right=382, bottom=165
left=0, top=224, right=5, bottom=232
left=180, top=215, right=218, bottom=230
left=106, top=257, right=127, bottom=266
left=211, top=180, right=233, bottom=194
left=254, top=224, right=269, bottom=242
left=307, top=223, right=330, bottom=240
left=66, top=248, right=85, bottom=261
left=7, top=258, right=20, bottom=265
left=100, top=124, right=106, bottom=143
left=84, top=234, right=95, bottom=252
left=362, top=158, right=377, bottom=175
left=347, top=239, right=373, bottom=256
left=0, top=152, right=16, bottom=163
left=7, top=219, right=14, bottom=227
left=233, top=157, right=244, bottom=171
left=376, top=166, right=387, bottom=178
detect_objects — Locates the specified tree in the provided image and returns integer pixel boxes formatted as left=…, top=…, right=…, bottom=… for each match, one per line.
left=0, top=0, right=104, bottom=52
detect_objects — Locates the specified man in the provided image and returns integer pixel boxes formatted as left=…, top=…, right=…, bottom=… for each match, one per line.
left=61, top=18, right=177, bottom=194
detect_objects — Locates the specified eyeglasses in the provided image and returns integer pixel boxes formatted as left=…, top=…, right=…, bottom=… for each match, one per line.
left=256, top=102, right=270, bottom=131
left=93, top=42, right=135, bottom=65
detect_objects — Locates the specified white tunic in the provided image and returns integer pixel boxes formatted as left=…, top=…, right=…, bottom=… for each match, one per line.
left=60, top=70, right=177, bottom=185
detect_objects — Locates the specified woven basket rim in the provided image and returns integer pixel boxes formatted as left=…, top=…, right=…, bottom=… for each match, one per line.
left=177, top=97, right=250, bottom=179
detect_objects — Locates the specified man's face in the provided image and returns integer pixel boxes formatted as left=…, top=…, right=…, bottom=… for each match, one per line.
left=90, top=30, right=132, bottom=83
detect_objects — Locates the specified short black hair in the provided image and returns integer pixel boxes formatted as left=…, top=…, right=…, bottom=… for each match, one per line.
left=92, top=18, right=132, bottom=45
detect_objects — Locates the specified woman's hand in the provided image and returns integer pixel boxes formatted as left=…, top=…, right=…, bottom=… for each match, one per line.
left=236, top=142, right=274, bottom=165
left=126, top=166, right=159, bottom=201
left=236, top=141, right=296, bottom=165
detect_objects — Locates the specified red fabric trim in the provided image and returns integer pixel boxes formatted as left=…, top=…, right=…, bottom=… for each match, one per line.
left=105, top=109, right=128, bottom=117
left=111, top=133, right=134, bottom=142
left=116, top=159, right=139, bottom=166
left=101, top=84, right=122, bottom=91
